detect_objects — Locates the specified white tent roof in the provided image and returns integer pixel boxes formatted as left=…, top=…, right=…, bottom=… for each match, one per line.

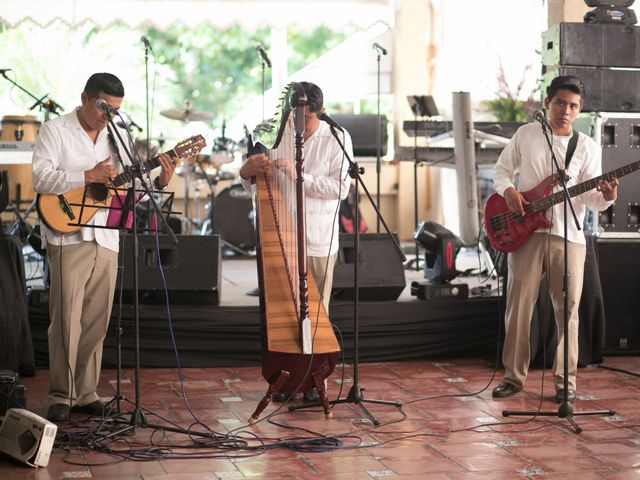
left=0, top=0, right=394, bottom=30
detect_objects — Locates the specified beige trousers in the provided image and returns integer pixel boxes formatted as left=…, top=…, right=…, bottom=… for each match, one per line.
left=47, top=241, right=118, bottom=406
left=307, top=252, right=338, bottom=314
left=502, top=232, right=586, bottom=391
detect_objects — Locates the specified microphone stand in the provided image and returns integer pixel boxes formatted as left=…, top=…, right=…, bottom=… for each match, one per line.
left=502, top=121, right=614, bottom=433
left=104, top=115, right=179, bottom=435
left=0, top=72, right=64, bottom=232
left=290, top=125, right=404, bottom=425
left=258, top=52, right=270, bottom=122
left=142, top=39, right=152, bottom=163
left=374, top=46, right=382, bottom=233
left=0, top=71, right=63, bottom=122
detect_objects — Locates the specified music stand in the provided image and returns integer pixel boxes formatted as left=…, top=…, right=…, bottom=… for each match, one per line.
left=406, top=95, right=439, bottom=271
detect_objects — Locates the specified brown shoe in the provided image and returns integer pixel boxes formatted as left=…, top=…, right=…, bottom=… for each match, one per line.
left=46, top=403, right=71, bottom=422
left=555, top=389, right=576, bottom=404
left=492, top=382, right=523, bottom=398
left=72, top=399, right=106, bottom=415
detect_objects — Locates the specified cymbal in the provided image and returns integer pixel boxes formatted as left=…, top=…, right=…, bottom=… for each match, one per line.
left=160, top=107, right=213, bottom=122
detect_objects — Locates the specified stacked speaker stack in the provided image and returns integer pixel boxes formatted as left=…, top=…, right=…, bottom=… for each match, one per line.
left=541, top=1, right=640, bottom=355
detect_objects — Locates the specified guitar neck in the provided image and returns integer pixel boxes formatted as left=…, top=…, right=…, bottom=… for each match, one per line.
left=112, top=148, right=178, bottom=188
left=529, top=159, right=640, bottom=213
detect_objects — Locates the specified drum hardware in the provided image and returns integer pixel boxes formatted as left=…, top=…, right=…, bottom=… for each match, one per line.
left=160, top=100, right=213, bottom=122
left=211, top=183, right=256, bottom=256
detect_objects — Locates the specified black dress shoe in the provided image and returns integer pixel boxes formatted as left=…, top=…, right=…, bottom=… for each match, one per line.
left=46, top=403, right=71, bottom=422
left=492, top=382, right=523, bottom=398
left=272, top=393, right=289, bottom=402
left=303, top=388, right=320, bottom=403
left=555, top=389, right=576, bottom=404
left=72, top=399, right=105, bottom=415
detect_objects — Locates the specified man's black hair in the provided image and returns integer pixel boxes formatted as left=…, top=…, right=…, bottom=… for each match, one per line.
left=83, top=73, right=125, bottom=98
left=546, top=75, right=584, bottom=100
left=296, top=81, right=324, bottom=113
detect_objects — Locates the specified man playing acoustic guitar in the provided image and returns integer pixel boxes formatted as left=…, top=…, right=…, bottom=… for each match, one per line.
left=32, top=73, right=176, bottom=422
left=491, top=75, right=618, bottom=403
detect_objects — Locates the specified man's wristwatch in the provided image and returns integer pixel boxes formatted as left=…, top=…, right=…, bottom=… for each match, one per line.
left=153, top=177, right=166, bottom=190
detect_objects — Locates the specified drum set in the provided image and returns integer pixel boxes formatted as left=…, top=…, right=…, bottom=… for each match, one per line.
left=158, top=102, right=257, bottom=254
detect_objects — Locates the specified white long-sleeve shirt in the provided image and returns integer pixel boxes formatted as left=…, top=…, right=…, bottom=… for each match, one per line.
left=242, top=120, right=353, bottom=256
left=32, top=110, right=128, bottom=252
left=493, top=122, right=613, bottom=245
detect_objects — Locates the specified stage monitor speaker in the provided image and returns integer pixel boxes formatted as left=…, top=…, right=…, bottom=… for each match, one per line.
left=117, top=234, right=221, bottom=305
left=596, top=239, right=640, bottom=354
left=0, top=409, right=56, bottom=468
left=542, top=23, right=640, bottom=68
left=332, top=233, right=406, bottom=301
left=331, top=114, right=388, bottom=157
left=541, top=66, right=640, bottom=112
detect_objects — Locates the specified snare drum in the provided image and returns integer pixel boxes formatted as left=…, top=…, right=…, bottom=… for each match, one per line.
left=0, top=115, right=41, bottom=203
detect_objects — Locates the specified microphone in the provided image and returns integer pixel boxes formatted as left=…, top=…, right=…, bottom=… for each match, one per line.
left=256, top=45, right=272, bottom=68
left=372, top=42, right=387, bottom=55
left=0, top=68, right=11, bottom=74
left=96, top=99, right=118, bottom=115
left=319, top=112, right=344, bottom=132
left=127, top=117, right=143, bottom=132
left=140, top=35, right=153, bottom=52
left=533, top=110, right=551, bottom=128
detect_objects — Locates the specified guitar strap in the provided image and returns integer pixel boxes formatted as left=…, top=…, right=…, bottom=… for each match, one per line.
left=565, top=130, right=579, bottom=168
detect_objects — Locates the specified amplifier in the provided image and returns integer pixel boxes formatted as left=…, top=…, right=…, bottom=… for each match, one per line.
left=0, top=371, right=27, bottom=417
left=410, top=281, right=469, bottom=300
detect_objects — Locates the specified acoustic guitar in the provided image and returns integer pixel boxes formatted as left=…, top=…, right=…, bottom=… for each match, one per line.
left=484, top=158, right=639, bottom=253
left=37, top=135, right=205, bottom=234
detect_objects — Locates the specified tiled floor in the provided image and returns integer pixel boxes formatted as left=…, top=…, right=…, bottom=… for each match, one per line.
left=1, top=356, right=640, bottom=479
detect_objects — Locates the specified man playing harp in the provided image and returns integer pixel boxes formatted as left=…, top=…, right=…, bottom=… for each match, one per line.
left=240, top=81, right=353, bottom=402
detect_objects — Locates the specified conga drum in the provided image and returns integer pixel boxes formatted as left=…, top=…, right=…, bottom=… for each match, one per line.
left=0, top=115, right=41, bottom=203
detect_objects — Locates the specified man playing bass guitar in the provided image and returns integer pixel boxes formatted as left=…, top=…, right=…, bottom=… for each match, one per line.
left=491, top=75, right=618, bottom=403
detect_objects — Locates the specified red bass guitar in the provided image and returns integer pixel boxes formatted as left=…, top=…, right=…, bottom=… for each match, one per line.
left=484, top=159, right=638, bottom=253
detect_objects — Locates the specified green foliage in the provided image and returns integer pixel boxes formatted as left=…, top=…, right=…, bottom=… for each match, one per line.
left=482, top=97, right=529, bottom=122
left=287, top=26, right=346, bottom=74
left=143, top=23, right=272, bottom=128
left=0, top=21, right=347, bottom=138
left=482, top=60, right=539, bottom=123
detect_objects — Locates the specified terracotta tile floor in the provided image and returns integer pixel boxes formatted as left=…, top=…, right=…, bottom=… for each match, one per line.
left=2, top=357, right=640, bottom=479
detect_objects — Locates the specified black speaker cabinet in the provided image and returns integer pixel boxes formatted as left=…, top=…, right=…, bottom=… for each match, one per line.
left=117, top=234, right=221, bottom=305
left=541, top=66, right=640, bottom=112
left=596, top=239, right=640, bottom=354
left=542, top=23, right=640, bottom=68
left=331, top=114, right=388, bottom=157
left=332, top=233, right=406, bottom=301
left=593, top=113, right=640, bottom=234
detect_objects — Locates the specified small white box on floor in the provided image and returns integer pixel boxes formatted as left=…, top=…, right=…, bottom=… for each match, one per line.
left=0, top=408, right=57, bottom=467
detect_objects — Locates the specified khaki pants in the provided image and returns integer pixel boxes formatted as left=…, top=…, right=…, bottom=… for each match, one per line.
left=307, top=252, right=338, bottom=314
left=47, top=241, right=118, bottom=406
left=502, top=232, right=586, bottom=391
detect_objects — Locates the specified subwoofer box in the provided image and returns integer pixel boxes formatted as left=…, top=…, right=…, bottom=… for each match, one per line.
left=332, top=233, right=406, bottom=301
left=541, top=66, right=640, bottom=112
left=542, top=23, right=640, bottom=68
left=596, top=238, right=640, bottom=354
left=117, top=234, right=221, bottom=305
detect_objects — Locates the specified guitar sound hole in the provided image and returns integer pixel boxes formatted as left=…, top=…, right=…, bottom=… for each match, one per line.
left=86, top=183, right=109, bottom=202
